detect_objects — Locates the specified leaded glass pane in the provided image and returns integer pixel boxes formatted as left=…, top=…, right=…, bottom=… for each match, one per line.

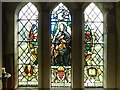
left=51, top=3, right=71, bottom=87
left=18, top=2, right=38, bottom=86
left=84, top=3, right=104, bottom=87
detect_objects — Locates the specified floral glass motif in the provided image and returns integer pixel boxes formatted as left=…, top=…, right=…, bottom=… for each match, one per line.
left=18, top=2, right=38, bottom=86
left=84, top=3, right=104, bottom=87
left=51, top=3, right=71, bottom=87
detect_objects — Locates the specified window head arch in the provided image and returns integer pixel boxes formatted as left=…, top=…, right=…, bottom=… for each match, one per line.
left=51, top=3, right=71, bottom=22
left=84, top=3, right=103, bottom=23
left=18, top=2, right=39, bottom=87
left=50, top=3, right=72, bottom=87
left=84, top=3, right=104, bottom=87
left=19, top=2, right=38, bottom=20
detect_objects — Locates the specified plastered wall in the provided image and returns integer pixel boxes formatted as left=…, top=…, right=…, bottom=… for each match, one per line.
left=116, top=2, right=120, bottom=89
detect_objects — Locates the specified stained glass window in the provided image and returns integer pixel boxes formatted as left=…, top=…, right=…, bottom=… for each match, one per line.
left=51, top=3, right=71, bottom=87
left=18, top=2, right=38, bottom=86
left=84, top=3, right=104, bottom=87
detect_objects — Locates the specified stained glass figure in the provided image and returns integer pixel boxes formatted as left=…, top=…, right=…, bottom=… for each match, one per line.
left=51, top=3, right=71, bottom=87
left=84, top=3, right=104, bottom=87
left=18, top=2, right=38, bottom=86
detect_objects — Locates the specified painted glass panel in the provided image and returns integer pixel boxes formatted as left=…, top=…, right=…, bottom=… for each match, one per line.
left=51, top=3, right=71, bottom=87
left=84, top=3, right=104, bottom=87
left=18, top=2, right=38, bottom=86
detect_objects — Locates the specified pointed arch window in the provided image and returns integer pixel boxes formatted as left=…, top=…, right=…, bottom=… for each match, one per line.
left=18, top=2, right=39, bottom=86
left=84, top=3, right=104, bottom=87
left=50, top=3, right=72, bottom=87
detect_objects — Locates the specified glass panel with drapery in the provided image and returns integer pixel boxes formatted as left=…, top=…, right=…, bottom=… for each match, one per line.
left=84, top=3, right=104, bottom=87
left=18, top=2, right=38, bottom=86
left=51, top=3, right=72, bottom=87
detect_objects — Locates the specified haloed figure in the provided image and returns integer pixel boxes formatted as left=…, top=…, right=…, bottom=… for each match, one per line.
left=51, top=22, right=71, bottom=66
